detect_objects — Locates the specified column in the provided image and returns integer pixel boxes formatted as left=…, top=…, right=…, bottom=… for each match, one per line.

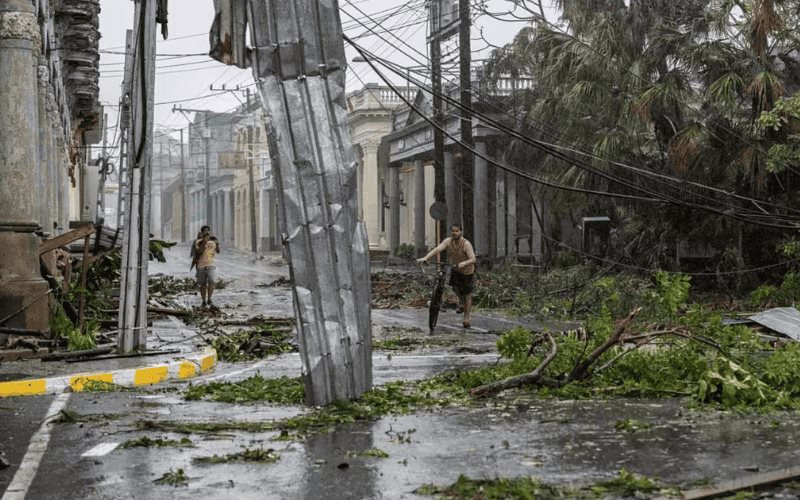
left=361, top=142, right=381, bottom=248
left=260, top=187, right=269, bottom=250
left=444, top=151, right=460, bottom=227
left=213, top=192, right=220, bottom=236
left=507, top=172, right=517, bottom=255
left=37, top=56, right=50, bottom=234
left=388, top=166, right=400, bottom=256
left=413, top=159, right=425, bottom=257
left=224, top=189, right=233, bottom=244
left=0, top=0, right=49, bottom=331
left=473, top=142, right=488, bottom=256
left=495, top=169, right=507, bottom=257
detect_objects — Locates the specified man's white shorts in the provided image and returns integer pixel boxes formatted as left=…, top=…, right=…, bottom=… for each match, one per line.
left=196, top=265, right=216, bottom=286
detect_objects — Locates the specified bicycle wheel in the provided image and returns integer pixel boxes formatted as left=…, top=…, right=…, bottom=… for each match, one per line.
left=428, top=282, right=444, bottom=332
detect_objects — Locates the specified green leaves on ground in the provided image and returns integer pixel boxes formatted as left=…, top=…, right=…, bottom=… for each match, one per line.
left=193, top=448, right=280, bottom=464
left=415, top=469, right=666, bottom=499
left=121, top=436, right=193, bottom=449
left=153, top=468, right=189, bottom=487
left=211, top=326, right=296, bottom=362
left=185, top=375, right=304, bottom=404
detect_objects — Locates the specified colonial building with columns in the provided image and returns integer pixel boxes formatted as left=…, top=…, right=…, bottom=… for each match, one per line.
left=346, top=83, right=416, bottom=254
left=382, top=74, right=542, bottom=262
left=0, top=0, right=102, bottom=332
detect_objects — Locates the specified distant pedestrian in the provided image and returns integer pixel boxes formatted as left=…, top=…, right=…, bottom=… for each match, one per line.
left=417, top=224, right=477, bottom=328
left=194, top=225, right=220, bottom=308
left=189, top=226, right=210, bottom=271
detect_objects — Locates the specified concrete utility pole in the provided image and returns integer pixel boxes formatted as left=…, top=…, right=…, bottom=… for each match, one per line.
left=430, top=25, right=446, bottom=251
left=118, top=0, right=157, bottom=353
left=458, top=0, right=474, bottom=245
left=247, top=123, right=258, bottom=253
left=210, top=0, right=372, bottom=405
left=180, top=128, right=186, bottom=242
left=0, top=0, right=50, bottom=332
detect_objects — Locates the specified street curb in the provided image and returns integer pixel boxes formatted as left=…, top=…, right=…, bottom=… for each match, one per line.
left=0, top=348, right=218, bottom=398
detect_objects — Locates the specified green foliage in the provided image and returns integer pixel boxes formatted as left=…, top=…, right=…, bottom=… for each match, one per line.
left=496, top=327, right=534, bottom=362
left=591, top=469, right=659, bottom=496
left=153, top=468, right=189, bottom=487
left=748, top=272, right=800, bottom=308
left=149, top=239, right=177, bottom=263
left=121, top=436, right=193, bottom=449
left=185, top=375, right=304, bottom=404
left=415, top=470, right=665, bottom=498
left=395, top=243, right=416, bottom=259
left=614, top=419, right=652, bottom=432
left=472, top=287, right=500, bottom=309
left=651, top=271, right=690, bottom=319
left=761, top=343, right=800, bottom=398
left=415, top=474, right=564, bottom=499
left=211, top=327, right=296, bottom=363
left=49, top=303, right=96, bottom=351
left=695, top=358, right=770, bottom=408
left=194, top=448, right=280, bottom=464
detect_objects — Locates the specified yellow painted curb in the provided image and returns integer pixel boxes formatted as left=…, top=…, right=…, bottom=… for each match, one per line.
left=0, top=379, right=47, bottom=398
left=0, top=348, right=217, bottom=398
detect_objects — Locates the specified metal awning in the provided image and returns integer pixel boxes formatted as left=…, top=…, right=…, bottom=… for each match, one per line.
left=748, top=307, right=800, bottom=341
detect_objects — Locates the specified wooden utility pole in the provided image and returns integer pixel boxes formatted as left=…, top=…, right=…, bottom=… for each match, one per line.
left=458, top=0, right=474, bottom=243
left=211, top=0, right=373, bottom=405
left=118, top=0, right=157, bottom=353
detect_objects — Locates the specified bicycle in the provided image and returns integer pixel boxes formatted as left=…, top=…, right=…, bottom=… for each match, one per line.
left=419, top=262, right=453, bottom=333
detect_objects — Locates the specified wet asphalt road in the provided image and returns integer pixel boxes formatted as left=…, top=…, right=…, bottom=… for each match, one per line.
left=5, top=247, right=800, bottom=498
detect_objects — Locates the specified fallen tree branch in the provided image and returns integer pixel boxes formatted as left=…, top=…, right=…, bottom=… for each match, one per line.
left=471, top=332, right=558, bottom=398
left=569, top=307, right=641, bottom=381
left=147, top=306, right=193, bottom=318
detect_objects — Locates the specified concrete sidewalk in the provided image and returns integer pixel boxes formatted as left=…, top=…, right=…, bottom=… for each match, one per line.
left=0, top=347, right=217, bottom=397
left=0, top=311, right=218, bottom=398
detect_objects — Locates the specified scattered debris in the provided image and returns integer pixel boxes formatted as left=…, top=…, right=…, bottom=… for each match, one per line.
left=345, top=448, right=389, bottom=459
left=255, top=277, right=290, bottom=288
left=184, top=375, right=304, bottom=404
left=153, top=468, right=189, bottom=487
left=748, top=307, right=800, bottom=341
left=193, top=448, right=280, bottom=464
left=614, top=419, right=652, bottom=433
left=370, top=272, right=429, bottom=309
left=211, top=327, right=296, bottom=362
left=415, top=469, right=666, bottom=498
left=120, top=436, right=193, bottom=449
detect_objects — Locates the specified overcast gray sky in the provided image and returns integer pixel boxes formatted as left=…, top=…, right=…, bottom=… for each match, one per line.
left=98, top=1, right=557, bottom=155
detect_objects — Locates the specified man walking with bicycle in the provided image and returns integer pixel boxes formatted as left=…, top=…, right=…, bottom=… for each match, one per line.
left=417, top=224, right=477, bottom=328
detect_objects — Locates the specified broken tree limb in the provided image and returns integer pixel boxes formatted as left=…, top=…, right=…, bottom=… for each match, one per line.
left=471, top=333, right=558, bottom=398
left=569, top=307, right=641, bottom=381
left=146, top=306, right=193, bottom=318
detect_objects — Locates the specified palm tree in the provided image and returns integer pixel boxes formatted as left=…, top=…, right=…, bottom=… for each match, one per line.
left=485, top=0, right=800, bottom=271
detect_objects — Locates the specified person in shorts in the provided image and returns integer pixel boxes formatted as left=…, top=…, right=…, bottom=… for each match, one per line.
left=417, top=224, right=477, bottom=328
left=195, top=226, right=220, bottom=308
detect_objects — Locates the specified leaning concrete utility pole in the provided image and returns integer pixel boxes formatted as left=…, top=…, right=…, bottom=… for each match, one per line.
left=210, top=0, right=372, bottom=405
left=118, top=0, right=157, bottom=353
